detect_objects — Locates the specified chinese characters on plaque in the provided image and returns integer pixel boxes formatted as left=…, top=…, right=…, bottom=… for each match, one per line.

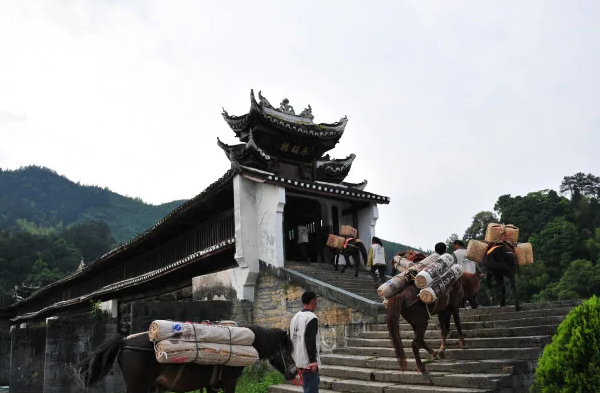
left=279, top=143, right=310, bottom=157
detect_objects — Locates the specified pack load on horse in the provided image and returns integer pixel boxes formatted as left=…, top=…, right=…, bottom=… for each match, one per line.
left=464, top=223, right=534, bottom=311
left=325, top=225, right=368, bottom=277
left=74, top=321, right=297, bottom=393
left=149, top=320, right=259, bottom=366
left=379, top=252, right=464, bottom=305
left=382, top=244, right=475, bottom=374
left=466, top=223, right=534, bottom=266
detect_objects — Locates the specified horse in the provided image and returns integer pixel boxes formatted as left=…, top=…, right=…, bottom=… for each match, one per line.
left=74, top=325, right=297, bottom=393
left=386, top=276, right=467, bottom=374
left=460, top=271, right=483, bottom=309
left=333, top=238, right=368, bottom=277
left=481, top=242, right=522, bottom=311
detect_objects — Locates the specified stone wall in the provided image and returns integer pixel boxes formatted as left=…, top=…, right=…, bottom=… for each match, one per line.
left=43, top=315, right=124, bottom=393
left=253, top=272, right=372, bottom=351
left=9, top=324, right=46, bottom=393
left=0, top=327, right=10, bottom=385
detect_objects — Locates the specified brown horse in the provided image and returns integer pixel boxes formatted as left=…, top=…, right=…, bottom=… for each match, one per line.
left=74, top=326, right=297, bottom=393
left=386, top=276, right=469, bottom=374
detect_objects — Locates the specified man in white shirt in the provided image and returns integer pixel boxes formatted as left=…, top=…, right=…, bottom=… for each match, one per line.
left=297, top=225, right=311, bottom=263
left=452, top=240, right=481, bottom=274
left=290, top=291, right=320, bottom=393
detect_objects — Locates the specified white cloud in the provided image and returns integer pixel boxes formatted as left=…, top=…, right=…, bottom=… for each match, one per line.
left=0, top=0, right=599, bottom=250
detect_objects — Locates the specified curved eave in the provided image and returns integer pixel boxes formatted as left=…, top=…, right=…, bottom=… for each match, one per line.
left=222, top=89, right=348, bottom=139
left=316, top=154, right=356, bottom=170
left=216, top=138, right=271, bottom=165
left=342, top=180, right=368, bottom=190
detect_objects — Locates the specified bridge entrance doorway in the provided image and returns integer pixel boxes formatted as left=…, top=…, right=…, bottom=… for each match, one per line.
left=283, top=196, right=323, bottom=263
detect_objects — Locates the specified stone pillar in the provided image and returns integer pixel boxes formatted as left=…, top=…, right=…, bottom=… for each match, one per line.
left=232, top=174, right=286, bottom=301
left=0, top=325, right=10, bottom=385
left=9, top=324, right=46, bottom=393
left=357, top=203, right=379, bottom=246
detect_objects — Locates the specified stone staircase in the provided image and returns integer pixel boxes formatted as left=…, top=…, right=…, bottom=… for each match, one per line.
left=270, top=269, right=580, bottom=393
left=285, top=262, right=386, bottom=303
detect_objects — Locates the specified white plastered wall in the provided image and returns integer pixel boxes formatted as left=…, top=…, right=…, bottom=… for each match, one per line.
left=227, top=174, right=286, bottom=301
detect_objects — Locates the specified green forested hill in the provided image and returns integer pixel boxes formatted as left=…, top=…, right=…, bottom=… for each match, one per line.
left=0, top=166, right=185, bottom=244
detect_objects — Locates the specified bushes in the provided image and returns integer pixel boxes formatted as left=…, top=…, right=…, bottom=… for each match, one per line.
left=235, top=361, right=286, bottom=393
left=531, top=296, right=600, bottom=392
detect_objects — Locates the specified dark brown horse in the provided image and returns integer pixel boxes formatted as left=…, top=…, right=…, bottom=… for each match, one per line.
left=325, top=236, right=368, bottom=278
left=481, top=242, right=522, bottom=311
left=74, top=326, right=297, bottom=393
left=386, top=277, right=467, bottom=374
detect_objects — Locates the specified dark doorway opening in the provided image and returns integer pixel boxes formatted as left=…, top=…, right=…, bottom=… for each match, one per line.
left=283, top=196, right=322, bottom=263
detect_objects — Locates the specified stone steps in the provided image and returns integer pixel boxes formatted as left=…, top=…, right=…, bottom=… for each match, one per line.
left=274, top=263, right=578, bottom=392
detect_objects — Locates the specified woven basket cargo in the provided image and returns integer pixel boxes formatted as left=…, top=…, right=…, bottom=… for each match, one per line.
left=466, top=239, right=489, bottom=263
left=148, top=320, right=254, bottom=345
left=516, top=242, right=534, bottom=266
left=154, top=340, right=258, bottom=366
left=340, top=225, right=358, bottom=237
left=326, top=234, right=345, bottom=250
left=485, top=223, right=519, bottom=244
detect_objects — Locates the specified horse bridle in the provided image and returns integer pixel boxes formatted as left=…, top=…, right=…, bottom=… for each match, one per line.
left=270, top=344, right=296, bottom=375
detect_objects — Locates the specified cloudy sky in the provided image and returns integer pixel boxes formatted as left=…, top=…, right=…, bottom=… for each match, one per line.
left=1, top=1, right=599, bottom=251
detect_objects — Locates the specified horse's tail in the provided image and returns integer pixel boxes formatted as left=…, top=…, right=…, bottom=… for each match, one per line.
left=76, top=336, right=125, bottom=387
left=386, top=294, right=407, bottom=370
left=356, top=241, right=368, bottom=266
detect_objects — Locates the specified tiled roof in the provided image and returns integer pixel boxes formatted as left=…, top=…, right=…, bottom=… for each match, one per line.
left=10, top=239, right=235, bottom=323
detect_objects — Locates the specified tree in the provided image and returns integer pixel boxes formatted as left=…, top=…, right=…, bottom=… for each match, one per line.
left=532, top=296, right=600, bottom=392
left=445, top=233, right=459, bottom=251
left=536, top=260, right=600, bottom=301
left=463, top=211, right=498, bottom=241
left=560, top=172, right=600, bottom=199
left=530, top=217, right=581, bottom=280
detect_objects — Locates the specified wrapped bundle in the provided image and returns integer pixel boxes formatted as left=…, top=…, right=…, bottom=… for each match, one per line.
left=148, top=320, right=255, bottom=345
left=485, top=223, right=520, bottom=244
left=155, top=340, right=259, bottom=366
left=326, top=234, right=345, bottom=249
left=516, top=243, right=534, bottom=266
left=466, top=239, right=489, bottom=263
left=340, top=225, right=358, bottom=237
left=392, top=256, right=414, bottom=272
left=418, top=264, right=464, bottom=304
left=415, top=254, right=455, bottom=289
left=377, top=272, right=408, bottom=299
left=382, top=298, right=389, bottom=309
left=415, top=253, right=439, bottom=270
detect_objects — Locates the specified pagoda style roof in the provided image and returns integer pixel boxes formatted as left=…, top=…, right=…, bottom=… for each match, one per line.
left=217, top=132, right=271, bottom=171
left=315, top=154, right=356, bottom=182
left=222, top=90, right=347, bottom=143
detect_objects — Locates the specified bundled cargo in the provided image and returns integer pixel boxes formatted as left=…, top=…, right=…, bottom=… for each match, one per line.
left=415, top=254, right=455, bottom=289
left=148, top=320, right=255, bottom=345
left=415, top=253, right=439, bottom=270
left=154, top=340, right=259, bottom=366
left=485, top=223, right=519, bottom=244
left=516, top=243, right=534, bottom=266
left=377, top=272, right=408, bottom=299
left=466, top=239, right=489, bottom=263
left=326, top=234, right=345, bottom=250
left=392, top=256, right=414, bottom=272
left=340, top=225, right=358, bottom=237
left=419, top=264, right=464, bottom=304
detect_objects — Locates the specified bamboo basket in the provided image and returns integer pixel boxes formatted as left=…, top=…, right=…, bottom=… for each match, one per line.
left=377, top=273, right=408, bottom=299
left=326, top=234, right=345, bottom=250
left=148, top=320, right=255, bottom=345
left=466, top=239, right=489, bottom=263
left=340, top=225, right=358, bottom=237
left=516, top=243, right=534, bottom=266
left=415, top=254, right=455, bottom=289
left=155, top=340, right=259, bottom=366
left=485, top=223, right=519, bottom=244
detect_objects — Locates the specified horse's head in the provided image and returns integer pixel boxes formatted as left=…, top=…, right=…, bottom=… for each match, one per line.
left=267, top=329, right=297, bottom=380
left=250, top=326, right=297, bottom=380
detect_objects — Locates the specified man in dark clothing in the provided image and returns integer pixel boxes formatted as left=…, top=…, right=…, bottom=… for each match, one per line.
left=290, top=291, right=320, bottom=393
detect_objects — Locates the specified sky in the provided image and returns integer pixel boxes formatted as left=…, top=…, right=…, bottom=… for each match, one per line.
left=1, top=1, right=599, bottom=251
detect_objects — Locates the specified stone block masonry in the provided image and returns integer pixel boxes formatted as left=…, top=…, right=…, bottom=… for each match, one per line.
left=9, top=324, right=46, bottom=393
left=0, top=328, right=10, bottom=385
left=42, top=315, right=125, bottom=393
left=253, top=273, right=374, bottom=351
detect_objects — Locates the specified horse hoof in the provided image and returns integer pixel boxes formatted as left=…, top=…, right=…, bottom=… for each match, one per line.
left=515, top=306, right=523, bottom=312
left=419, top=369, right=429, bottom=375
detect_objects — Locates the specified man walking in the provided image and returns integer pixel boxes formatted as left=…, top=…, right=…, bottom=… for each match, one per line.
left=290, top=291, right=320, bottom=393
left=452, top=240, right=481, bottom=275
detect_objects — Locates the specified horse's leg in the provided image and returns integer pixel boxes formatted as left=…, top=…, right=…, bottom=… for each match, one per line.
left=411, top=314, right=430, bottom=374
left=221, top=377, right=239, bottom=393
left=437, top=311, right=450, bottom=359
left=451, top=306, right=467, bottom=349
left=339, top=252, right=347, bottom=273
left=354, top=250, right=360, bottom=278
left=510, top=273, right=523, bottom=311
left=497, top=273, right=506, bottom=307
